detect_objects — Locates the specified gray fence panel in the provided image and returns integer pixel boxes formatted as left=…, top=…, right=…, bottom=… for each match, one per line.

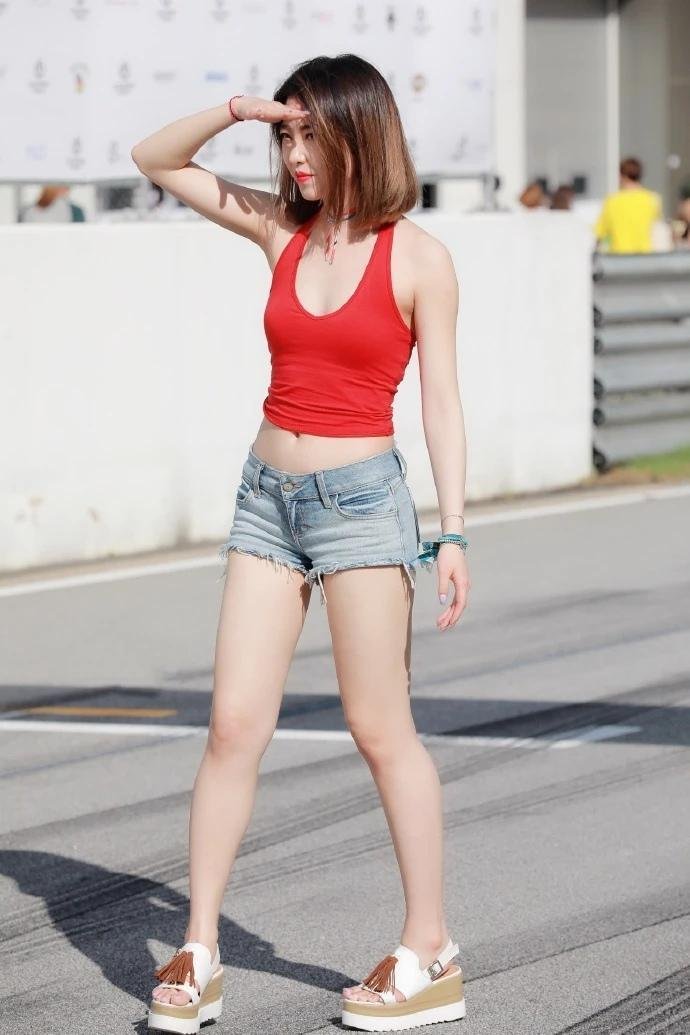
left=595, top=321, right=690, bottom=352
left=594, top=389, right=690, bottom=426
left=593, top=252, right=690, bottom=280
left=593, top=418, right=690, bottom=464
left=595, top=349, right=690, bottom=393
left=592, top=251, right=690, bottom=469
left=593, top=281, right=690, bottom=325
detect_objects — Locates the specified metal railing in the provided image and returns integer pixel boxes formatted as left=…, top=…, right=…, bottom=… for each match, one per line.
left=592, top=251, right=690, bottom=470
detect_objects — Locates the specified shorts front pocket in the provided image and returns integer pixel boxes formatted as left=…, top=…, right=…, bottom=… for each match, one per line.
left=404, top=482, right=421, bottom=545
left=235, top=475, right=253, bottom=505
left=332, top=480, right=397, bottom=521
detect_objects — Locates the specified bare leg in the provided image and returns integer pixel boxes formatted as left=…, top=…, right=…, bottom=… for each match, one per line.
left=323, top=566, right=455, bottom=1004
left=152, top=551, right=311, bottom=1005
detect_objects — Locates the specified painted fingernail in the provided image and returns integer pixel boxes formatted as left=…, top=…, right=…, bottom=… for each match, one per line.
left=439, top=594, right=446, bottom=603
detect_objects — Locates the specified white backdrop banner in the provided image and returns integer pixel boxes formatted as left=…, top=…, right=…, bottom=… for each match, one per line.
left=0, top=0, right=496, bottom=183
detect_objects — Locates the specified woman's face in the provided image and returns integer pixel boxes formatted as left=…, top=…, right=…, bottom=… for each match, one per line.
left=280, top=94, right=322, bottom=200
left=279, top=94, right=354, bottom=203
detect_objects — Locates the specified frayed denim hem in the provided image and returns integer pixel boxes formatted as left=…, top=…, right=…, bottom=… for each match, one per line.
left=304, top=558, right=419, bottom=606
left=217, top=544, right=430, bottom=607
left=217, top=543, right=309, bottom=585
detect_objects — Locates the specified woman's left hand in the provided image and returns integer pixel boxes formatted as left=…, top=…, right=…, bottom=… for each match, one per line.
left=436, top=543, right=471, bottom=631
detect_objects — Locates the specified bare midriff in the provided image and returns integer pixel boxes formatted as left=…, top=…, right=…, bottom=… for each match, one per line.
left=251, top=416, right=394, bottom=474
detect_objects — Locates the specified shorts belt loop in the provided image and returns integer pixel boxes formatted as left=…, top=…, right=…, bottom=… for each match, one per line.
left=392, top=446, right=407, bottom=480
left=315, top=470, right=332, bottom=508
left=252, top=461, right=264, bottom=497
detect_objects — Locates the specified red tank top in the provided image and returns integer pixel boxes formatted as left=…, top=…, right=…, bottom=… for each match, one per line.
left=262, top=212, right=416, bottom=436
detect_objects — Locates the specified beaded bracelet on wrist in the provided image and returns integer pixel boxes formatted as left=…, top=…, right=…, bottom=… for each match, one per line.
left=417, top=532, right=468, bottom=564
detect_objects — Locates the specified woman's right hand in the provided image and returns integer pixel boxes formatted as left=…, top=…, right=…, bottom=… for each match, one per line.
left=232, top=96, right=310, bottom=125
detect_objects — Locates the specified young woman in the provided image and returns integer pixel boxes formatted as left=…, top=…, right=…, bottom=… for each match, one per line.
left=131, top=53, right=470, bottom=1034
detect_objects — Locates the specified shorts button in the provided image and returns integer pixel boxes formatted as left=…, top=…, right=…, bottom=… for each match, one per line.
left=283, top=481, right=294, bottom=491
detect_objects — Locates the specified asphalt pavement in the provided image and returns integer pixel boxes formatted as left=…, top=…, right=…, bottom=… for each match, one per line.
left=1, top=480, right=689, bottom=1034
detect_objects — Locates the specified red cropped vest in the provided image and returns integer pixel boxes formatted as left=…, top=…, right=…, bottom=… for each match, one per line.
left=262, top=212, right=416, bottom=436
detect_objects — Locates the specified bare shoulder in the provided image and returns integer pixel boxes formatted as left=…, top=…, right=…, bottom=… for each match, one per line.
left=397, top=217, right=458, bottom=302
left=397, top=217, right=456, bottom=275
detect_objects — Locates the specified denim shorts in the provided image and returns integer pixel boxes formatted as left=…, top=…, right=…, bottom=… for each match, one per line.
left=218, top=444, right=425, bottom=605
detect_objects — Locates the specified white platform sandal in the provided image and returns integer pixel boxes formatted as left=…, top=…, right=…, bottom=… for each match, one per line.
left=147, top=941, right=223, bottom=1034
left=341, top=936, right=465, bottom=1032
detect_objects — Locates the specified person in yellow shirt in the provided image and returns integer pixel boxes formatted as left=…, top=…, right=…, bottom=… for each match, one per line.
left=595, top=157, right=663, bottom=253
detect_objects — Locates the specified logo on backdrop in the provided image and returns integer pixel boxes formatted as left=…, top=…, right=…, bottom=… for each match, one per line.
left=412, top=6, right=431, bottom=35
left=411, top=72, right=427, bottom=97
left=351, top=5, right=368, bottom=33
left=113, top=62, right=134, bottom=95
left=204, top=70, right=229, bottom=84
left=67, top=136, right=86, bottom=172
left=157, top=0, right=177, bottom=22
left=210, top=0, right=231, bottom=22
left=469, top=4, right=484, bottom=35
left=108, top=140, right=123, bottom=165
left=70, top=0, right=91, bottom=20
left=29, top=60, right=49, bottom=94
left=244, top=63, right=263, bottom=95
left=153, top=69, right=177, bottom=85
left=282, top=1, right=297, bottom=30
left=26, top=142, right=47, bottom=163
left=71, top=62, right=90, bottom=93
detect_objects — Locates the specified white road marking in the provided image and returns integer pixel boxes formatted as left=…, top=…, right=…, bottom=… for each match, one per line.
left=548, top=723, right=641, bottom=748
left=0, top=719, right=203, bottom=737
left=0, top=556, right=216, bottom=597
left=0, top=719, right=640, bottom=748
left=0, top=481, right=688, bottom=598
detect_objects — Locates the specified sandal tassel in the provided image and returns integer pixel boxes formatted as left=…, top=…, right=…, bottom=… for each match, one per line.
left=362, top=953, right=398, bottom=995
left=154, top=948, right=196, bottom=989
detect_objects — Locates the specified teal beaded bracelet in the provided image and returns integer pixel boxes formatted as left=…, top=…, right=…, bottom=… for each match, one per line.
left=417, top=532, right=468, bottom=564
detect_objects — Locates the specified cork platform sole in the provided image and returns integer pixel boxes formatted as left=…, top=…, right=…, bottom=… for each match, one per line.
left=147, top=967, right=223, bottom=1034
left=341, top=967, right=465, bottom=1032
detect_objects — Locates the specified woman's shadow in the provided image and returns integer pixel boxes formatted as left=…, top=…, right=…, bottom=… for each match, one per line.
left=1, top=849, right=356, bottom=1031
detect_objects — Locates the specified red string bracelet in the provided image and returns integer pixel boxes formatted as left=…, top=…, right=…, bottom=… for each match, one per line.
left=228, top=95, right=245, bottom=121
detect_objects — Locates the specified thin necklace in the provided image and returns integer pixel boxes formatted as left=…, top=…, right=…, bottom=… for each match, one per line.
left=323, top=209, right=358, bottom=265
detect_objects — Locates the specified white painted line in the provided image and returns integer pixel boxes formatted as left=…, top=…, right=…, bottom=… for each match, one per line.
left=0, top=719, right=204, bottom=737
left=1, top=482, right=688, bottom=598
left=0, top=719, right=640, bottom=748
left=422, top=724, right=640, bottom=749
left=271, top=728, right=355, bottom=742
left=0, top=556, right=218, bottom=598
left=444, top=481, right=690, bottom=529
left=549, top=724, right=640, bottom=748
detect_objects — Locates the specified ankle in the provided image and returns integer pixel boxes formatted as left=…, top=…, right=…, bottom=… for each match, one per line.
left=400, top=928, right=451, bottom=962
left=184, top=927, right=218, bottom=954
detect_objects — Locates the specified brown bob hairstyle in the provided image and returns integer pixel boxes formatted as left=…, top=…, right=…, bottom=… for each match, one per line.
left=268, top=54, right=420, bottom=234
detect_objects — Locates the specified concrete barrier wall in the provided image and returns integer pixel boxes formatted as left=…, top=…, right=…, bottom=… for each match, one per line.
left=0, top=211, right=592, bottom=573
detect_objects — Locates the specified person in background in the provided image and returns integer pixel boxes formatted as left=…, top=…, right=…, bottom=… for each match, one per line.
left=550, top=184, right=575, bottom=211
left=18, top=184, right=85, bottom=223
left=671, top=182, right=690, bottom=248
left=594, top=157, right=662, bottom=253
left=519, top=180, right=548, bottom=210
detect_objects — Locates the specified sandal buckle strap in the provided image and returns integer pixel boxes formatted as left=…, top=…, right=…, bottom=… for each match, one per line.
left=427, top=958, right=445, bottom=979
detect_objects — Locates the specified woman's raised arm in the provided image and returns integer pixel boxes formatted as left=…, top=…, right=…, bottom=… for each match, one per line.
left=130, top=97, right=307, bottom=244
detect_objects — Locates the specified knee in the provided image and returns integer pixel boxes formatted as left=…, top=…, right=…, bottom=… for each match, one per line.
left=208, top=705, right=273, bottom=759
left=347, top=713, right=415, bottom=767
